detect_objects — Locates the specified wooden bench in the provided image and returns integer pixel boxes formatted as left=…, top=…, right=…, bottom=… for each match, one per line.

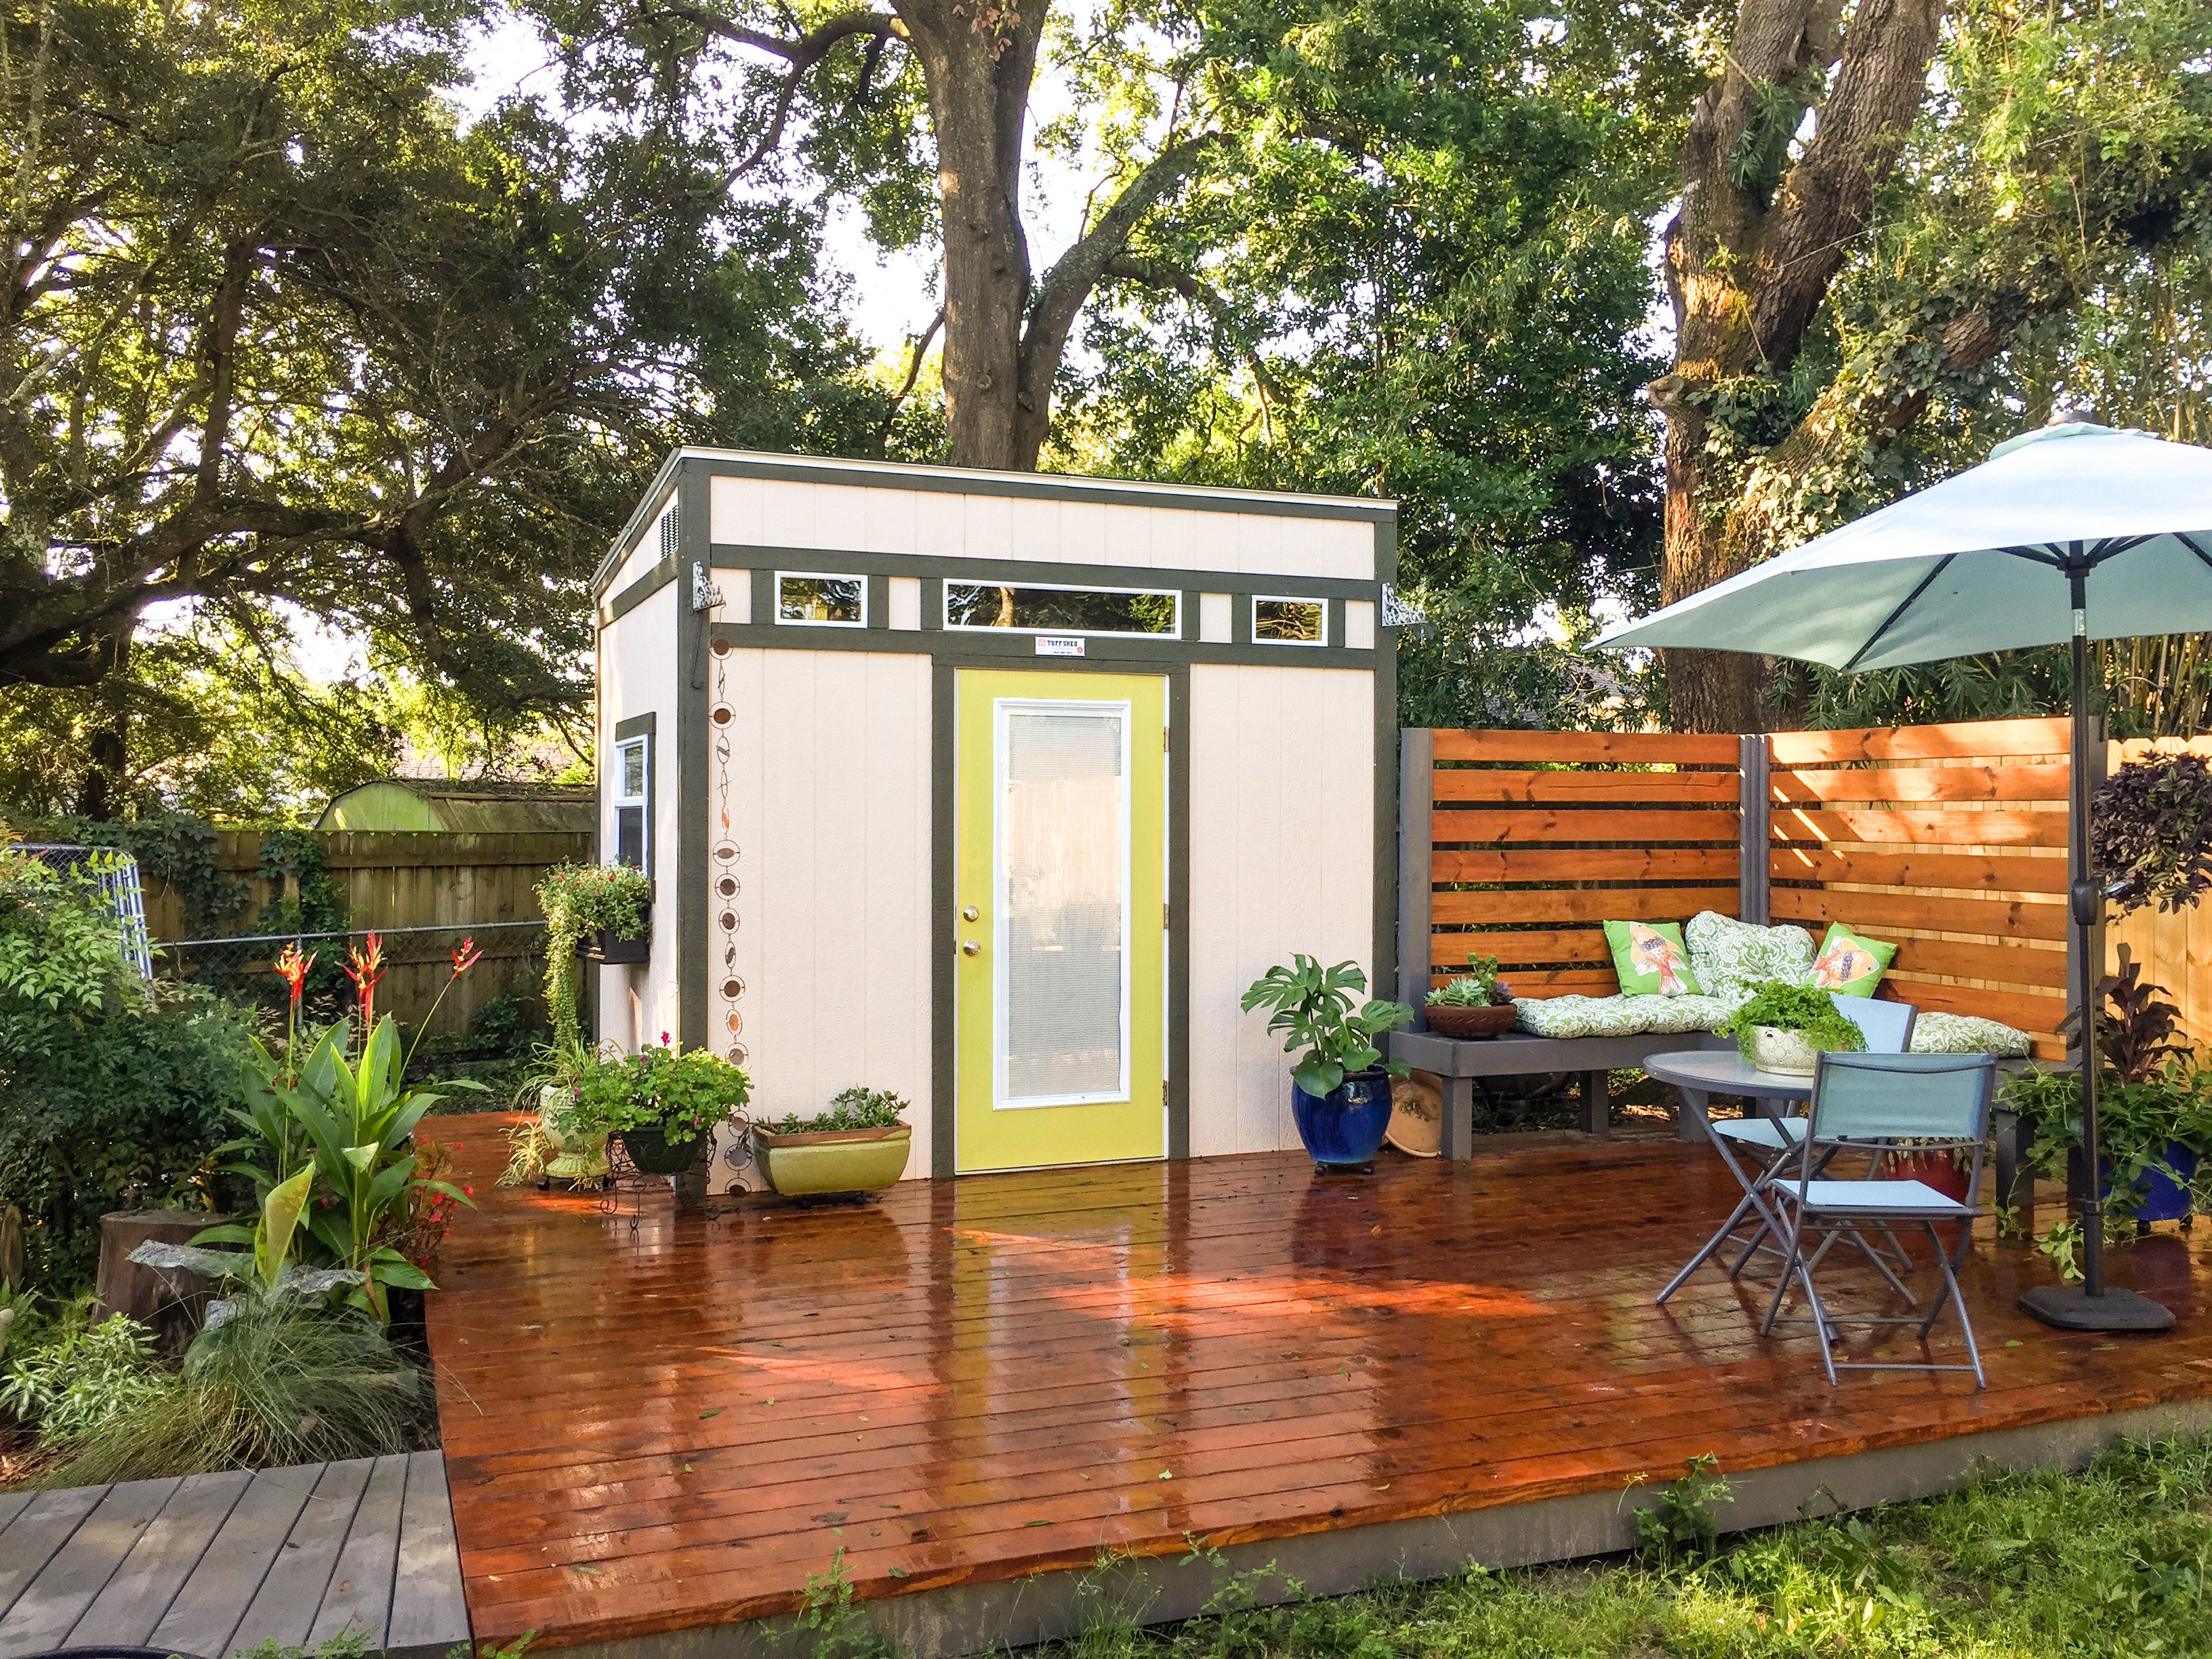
left=1389, top=1029, right=1735, bottom=1155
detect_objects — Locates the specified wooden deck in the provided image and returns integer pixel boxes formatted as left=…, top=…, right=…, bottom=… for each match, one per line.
left=426, top=1120, right=2212, bottom=1658
left=0, top=1454, right=470, bottom=1659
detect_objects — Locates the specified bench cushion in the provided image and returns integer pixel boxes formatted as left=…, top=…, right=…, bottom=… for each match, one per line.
left=1513, top=990, right=2032, bottom=1056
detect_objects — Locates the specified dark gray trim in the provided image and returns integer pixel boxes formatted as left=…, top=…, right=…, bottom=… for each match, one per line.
left=592, top=454, right=684, bottom=594
left=676, top=470, right=712, bottom=1052
left=613, top=713, right=658, bottom=741
left=1738, top=734, right=1771, bottom=924
left=867, top=574, right=891, bottom=631
left=539, top=1395, right=2212, bottom=1659
left=712, top=544, right=1380, bottom=601
left=920, top=576, right=945, bottom=631
left=1372, top=518, right=1399, bottom=1003
left=706, top=622, right=1376, bottom=669
left=682, top=447, right=1397, bottom=523
left=930, top=664, right=957, bottom=1179
left=605, top=558, right=677, bottom=622
left=749, top=567, right=773, bottom=628
left=1167, top=666, right=1192, bottom=1162
left=1397, top=728, right=1433, bottom=1028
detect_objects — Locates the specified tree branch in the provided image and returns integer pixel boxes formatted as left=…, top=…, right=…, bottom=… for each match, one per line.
left=871, top=306, right=942, bottom=457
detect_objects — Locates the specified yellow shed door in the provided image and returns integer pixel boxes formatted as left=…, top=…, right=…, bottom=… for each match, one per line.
left=954, top=670, right=1166, bottom=1172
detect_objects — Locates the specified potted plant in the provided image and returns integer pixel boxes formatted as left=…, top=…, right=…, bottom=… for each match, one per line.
left=1422, top=953, right=1517, bottom=1039
left=1715, top=980, right=1867, bottom=1076
left=752, top=1088, right=913, bottom=1199
left=1242, top=957, right=1415, bottom=1170
left=565, top=1038, right=748, bottom=1178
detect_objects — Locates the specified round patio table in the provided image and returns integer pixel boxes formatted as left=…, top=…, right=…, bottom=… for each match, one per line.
left=1643, top=1048, right=1811, bottom=1138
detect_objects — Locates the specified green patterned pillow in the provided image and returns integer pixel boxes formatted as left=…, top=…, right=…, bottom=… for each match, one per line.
left=1603, top=920, right=1703, bottom=996
left=1908, top=1011, right=2033, bottom=1058
left=1685, top=911, right=1816, bottom=996
left=1811, top=921, right=1897, bottom=997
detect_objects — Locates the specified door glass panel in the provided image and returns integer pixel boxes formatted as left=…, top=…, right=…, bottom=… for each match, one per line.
left=999, top=705, right=1127, bottom=1105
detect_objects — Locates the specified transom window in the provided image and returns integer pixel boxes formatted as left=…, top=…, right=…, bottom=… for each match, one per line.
left=1252, top=596, right=1327, bottom=646
left=945, top=582, right=1179, bottom=637
left=777, top=572, right=867, bottom=626
left=613, top=735, right=650, bottom=869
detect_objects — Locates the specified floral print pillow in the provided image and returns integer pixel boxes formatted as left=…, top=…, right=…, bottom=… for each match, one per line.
left=1684, top=911, right=1816, bottom=996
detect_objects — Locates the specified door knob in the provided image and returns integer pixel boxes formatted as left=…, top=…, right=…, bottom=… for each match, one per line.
left=962, top=905, right=980, bottom=922
left=961, top=940, right=981, bottom=956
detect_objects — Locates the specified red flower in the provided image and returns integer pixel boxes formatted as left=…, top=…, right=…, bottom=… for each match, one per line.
left=344, top=931, right=388, bottom=1026
left=273, top=941, right=315, bottom=1002
left=451, top=935, right=483, bottom=976
left=463, top=1185, right=475, bottom=1197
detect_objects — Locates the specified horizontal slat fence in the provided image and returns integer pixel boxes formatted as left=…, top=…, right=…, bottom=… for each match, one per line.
left=141, top=830, right=590, bottom=1035
left=1406, top=729, right=1746, bottom=1009
left=1768, top=718, right=2072, bottom=1058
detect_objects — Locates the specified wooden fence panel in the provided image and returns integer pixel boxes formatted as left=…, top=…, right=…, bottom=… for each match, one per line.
left=1410, top=729, right=1745, bottom=1005
left=1768, top=719, right=2072, bottom=1059
left=2107, top=738, right=2212, bottom=1051
left=142, top=830, right=591, bottom=1036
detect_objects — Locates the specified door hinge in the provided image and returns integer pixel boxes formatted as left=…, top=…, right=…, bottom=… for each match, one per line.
left=1164, top=901, right=1172, bottom=930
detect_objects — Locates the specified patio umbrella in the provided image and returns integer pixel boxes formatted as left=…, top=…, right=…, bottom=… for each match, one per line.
left=1593, top=422, right=2212, bottom=1332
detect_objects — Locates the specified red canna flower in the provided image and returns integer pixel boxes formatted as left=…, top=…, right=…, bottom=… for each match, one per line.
left=451, top=935, right=483, bottom=976
left=272, top=941, right=315, bottom=1002
left=463, top=1185, right=475, bottom=1197
left=344, top=931, right=387, bottom=1029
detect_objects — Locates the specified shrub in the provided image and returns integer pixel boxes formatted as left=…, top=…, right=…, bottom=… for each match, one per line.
left=45, top=1291, right=428, bottom=1485
left=0, top=853, right=253, bottom=1290
left=565, top=1040, right=750, bottom=1148
left=0, top=1300, right=170, bottom=1442
left=2095, top=752, right=2212, bottom=914
left=536, top=863, right=651, bottom=1049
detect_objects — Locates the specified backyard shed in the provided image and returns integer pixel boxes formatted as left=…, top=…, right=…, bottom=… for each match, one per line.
left=591, top=448, right=1400, bottom=1183
left=316, top=779, right=594, bottom=835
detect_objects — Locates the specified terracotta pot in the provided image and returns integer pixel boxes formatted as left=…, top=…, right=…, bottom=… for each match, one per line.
left=1425, top=1002, right=1518, bottom=1039
left=754, top=1124, right=912, bottom=1197
left=1885, top=1150, right=1973, bottom=1203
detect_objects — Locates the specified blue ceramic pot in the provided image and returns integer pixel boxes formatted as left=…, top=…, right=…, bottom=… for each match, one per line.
left=1292, top=1069, right=1393, bottom=1168
left=2137, top=1143, right=2198, bottom=1223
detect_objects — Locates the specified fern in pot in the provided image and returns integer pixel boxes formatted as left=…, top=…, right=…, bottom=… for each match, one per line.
left=1716, top=981, right=1865, bottom=1077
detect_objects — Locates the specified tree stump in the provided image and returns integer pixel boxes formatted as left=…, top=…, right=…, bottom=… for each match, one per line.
left=0, top=1204, right=22, bottom=1289
left=95, top=1210, right=230, bottom=1354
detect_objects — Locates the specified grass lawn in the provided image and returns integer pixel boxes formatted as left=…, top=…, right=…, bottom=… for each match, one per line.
left=1006, top=1434, right=2212, bottom=1659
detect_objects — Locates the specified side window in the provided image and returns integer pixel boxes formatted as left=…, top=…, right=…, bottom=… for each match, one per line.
left=777, top=572, right=867, bottom=626
left=614, top=735, right=650, bottom=869
left=1252, top=596, right=1327, bottom=646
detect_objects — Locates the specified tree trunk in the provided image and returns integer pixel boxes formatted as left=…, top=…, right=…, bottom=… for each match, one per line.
left=897, top=0, right=1046, bottom=470
left=1655, top=0, right=1946, bottom=731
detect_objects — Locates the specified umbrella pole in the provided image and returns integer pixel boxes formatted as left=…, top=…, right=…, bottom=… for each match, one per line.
left=2019, top=569, right=2173, bottom=1332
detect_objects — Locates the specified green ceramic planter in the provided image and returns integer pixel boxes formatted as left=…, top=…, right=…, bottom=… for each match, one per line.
left=754, top=1124, right=912, bottom=1197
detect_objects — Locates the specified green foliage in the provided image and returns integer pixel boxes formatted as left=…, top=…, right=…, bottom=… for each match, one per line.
left=756, top=1087, right=910, bottom=1136
left=45, top=1291, right=428, bottom=1486
left=0, top=1303, right=167, bottom=1442
left=1632, top=1454, right=1732, bottom=1565
left=1240, top=958, right=1414, bottom=1098
left=218, top=1017, right=473, bottom=1322
left=2097, top=754, right=2212, bottom=916
left=1425, top=955, right=1507, bottom=1009
left=1716, top=981, right=1868, bottom=1059
left=1024, top=1433, right=2212, bottom=1659
left=0, top=854, right=251, bottom=1290
left=565, top=1042, right=751, bottom=1148
left=536, top=863, right=652, bottom=1050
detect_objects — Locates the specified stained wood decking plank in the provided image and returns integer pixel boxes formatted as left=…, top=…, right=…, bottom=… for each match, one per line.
left=421, top=1116, right=2212, bottom=1652
left=0, top=1486, right=108, bottom=1625
left=0, top=1477, right=183, bottom=1658
left=385, top=1451, right=472, bottom=1656
left=65, top=1468, right=254, bottom=1650
left=302, top=1453, right=409, bottom=1650
left=0, top=1494, right=33, bottom=1532
left=149, top=1463, right=324, bottom=1659
left=228, top=1458, right=377, bottom=1652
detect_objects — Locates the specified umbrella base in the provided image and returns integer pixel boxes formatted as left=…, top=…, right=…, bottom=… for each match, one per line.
left=2019, top=1284, right=2175, bottom=1332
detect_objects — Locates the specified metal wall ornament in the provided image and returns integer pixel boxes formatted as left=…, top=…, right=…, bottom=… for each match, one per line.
left=710, top=623, right=758, bottom=1191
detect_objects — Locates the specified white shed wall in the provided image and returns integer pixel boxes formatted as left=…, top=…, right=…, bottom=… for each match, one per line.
left=708, top=647, right=935, bottom=1184
left=1185, top=663, right=1378, bottom=1156
left=709, top=476, right=1375, bottom=581
left=596, top=581, right=682, bottom=1050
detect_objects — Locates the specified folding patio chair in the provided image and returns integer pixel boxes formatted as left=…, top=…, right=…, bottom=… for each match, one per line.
left=1655, top=996, right=1917, bottom=1305
left=1760, top=1051, right=1997, bottom=1387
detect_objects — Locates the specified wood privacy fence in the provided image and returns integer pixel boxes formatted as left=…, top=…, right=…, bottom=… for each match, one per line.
left=1400, top=716, right=2084, bottom=1060
left=144, top=830, right=590, bottom=1036
left=2108, top=737, right=2212, bottom=1051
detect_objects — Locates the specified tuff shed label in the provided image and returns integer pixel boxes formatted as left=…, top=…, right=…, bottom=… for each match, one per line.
left=1036, top=635, right=1085, bottom=657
